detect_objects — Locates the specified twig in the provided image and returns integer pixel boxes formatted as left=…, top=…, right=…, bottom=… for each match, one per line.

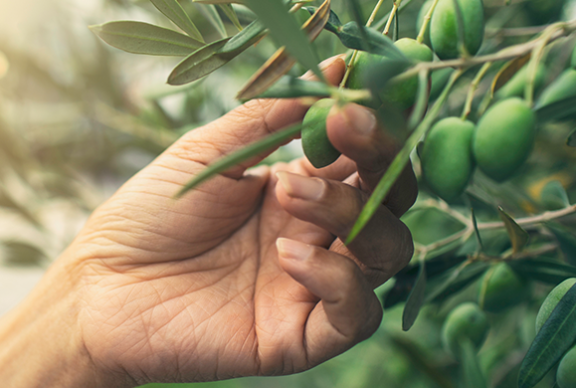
left=383, top=1, right=402, bottom=36
left=461, top=62, right=492, bottom=120
left=416, top=0, right=440, bottom=43
left=479, top=204, right=576, bottom=230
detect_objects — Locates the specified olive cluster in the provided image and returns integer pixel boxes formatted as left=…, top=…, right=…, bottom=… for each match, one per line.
left=301, top=0, right=576, bottom=205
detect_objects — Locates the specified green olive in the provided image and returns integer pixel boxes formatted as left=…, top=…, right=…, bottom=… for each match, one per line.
left=430, top=0, right=485, bottom=59
left=535, top=278, right=576, bottom=333
left=537, top=69, right=576, bottom=107
left=421, top=117, right=475, bottom=202
left=473, top=98, right=536, bottom=182
left=557, top=345, right=576, bottom=388
left=479, top=262, right=529, bottom=313
left=346, top=39, right=433, bottom=110
left=442, top=302, right=489, bottom=359
left=381, top=38, right=433, bottom=110
left=301, top=98, right=341, bottom=169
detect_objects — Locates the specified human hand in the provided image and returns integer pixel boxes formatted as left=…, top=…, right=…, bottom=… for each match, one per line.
left=0, top=56, right=417, bottom=388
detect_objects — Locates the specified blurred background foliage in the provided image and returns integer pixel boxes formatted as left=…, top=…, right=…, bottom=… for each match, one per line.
left=1, top=0, right=576, bottom=387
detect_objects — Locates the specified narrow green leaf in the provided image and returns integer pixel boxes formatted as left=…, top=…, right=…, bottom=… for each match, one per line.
left=508, top=258, right=576, bottom=284
left=2, top=241, right=46, bottom=267
left=168, top=20, right=266, bottom=85
left=346, top=0, right=369, bottom=52
left=471, top=207, right=484, bottom=252
left=402, top=260, right=427, bottom=331
left=547, top=223, right=576, bottom=266
left=176, top=122, right=303, bottom=197
left=407, top=70, right=429, bottom=130
left=426, top=261, right=489, bottom=303
left=197, top=4, right=228, bottom=38
left=249, top=76, right=332, bottom=100
left=460, top=338, right=488, bottom=388
left=310, top=7, right=342, bottom=33
left=335, top=23, right=405, bottom=59
left=541, top=180, right=570, bottom=210
left=218, top=4, right=244, bottom=31
left=243, top=0, right=324, bottom=81
left=535, top=95, right=576, bottom=122
left=568, top=128, right=576, bottom=147
left=498, top=207, right=530, bottom=253
left=346, top=69, right=461, bottom=244
left=150, top=0, right=205, bottom=42
left=491, top=54, right=531, bottom=96
left=518, top=283, right=576, bottom=388
left=90, top=21, right=202, bottom=56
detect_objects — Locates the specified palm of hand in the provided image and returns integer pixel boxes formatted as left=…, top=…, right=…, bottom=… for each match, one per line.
left=78, top=157, right=354, bottom=385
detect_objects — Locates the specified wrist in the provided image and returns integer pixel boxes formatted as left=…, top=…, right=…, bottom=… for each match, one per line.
left=0, top=255, right=124, bottom=388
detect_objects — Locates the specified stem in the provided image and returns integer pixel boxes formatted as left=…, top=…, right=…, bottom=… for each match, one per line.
left=373, top=0, right=415, bottom=31
left=339, top=0, right=389, bottom=90
left=383, top=0, right=402, bottom=35
left=524, top=24, right=563, bottom=106
left=416, top=0, right=440, bottom=43
left=479, top=204, right=576, bottom=230
left=461, top=62, right=492, bottom=120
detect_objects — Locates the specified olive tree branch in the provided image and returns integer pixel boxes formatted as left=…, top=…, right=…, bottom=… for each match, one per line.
left=416, top=0, right=440, bottom=43
left=394, top=19, right=576, bottom=82
left=461, top=61, right=493, bottom=120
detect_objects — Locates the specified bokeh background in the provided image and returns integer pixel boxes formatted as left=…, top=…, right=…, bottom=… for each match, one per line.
left=1, top=0, right=576, bottom=387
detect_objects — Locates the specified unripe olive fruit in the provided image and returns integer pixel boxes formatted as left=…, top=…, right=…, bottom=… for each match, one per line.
left=442, top=302, right=489, bottom=359
left=537, top=69, right=576, bottom=108
left=557, top=345, right=576, bottom=388
left=430, top=0, right=485, bottom=59
left=430, top=68, right=454, bottom=101
left=535, top=278, right=576, bottom=333
left=383, top=38, right=433, bottom=109
left=421, top=117, right=475, bottom=202
left=479, top=262, right=529, bottom=313
left=496, top=64, right=546, bottom=100
left=473, top=98, right=536, bottom=182
left=301, top=99, right=341, bottom=169
left=346, top=39, right=433, bottom=109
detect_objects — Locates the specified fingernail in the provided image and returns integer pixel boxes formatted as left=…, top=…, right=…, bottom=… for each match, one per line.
left=276, top=238, right=313, bottom=261
left=276, top=171, right=325, bottom=201
left=343, top=104, right=377, bottom=136
left=320, top=55, right=346, bottom=71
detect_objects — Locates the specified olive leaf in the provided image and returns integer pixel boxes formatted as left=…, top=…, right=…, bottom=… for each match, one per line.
left=2, top=240, right=46, bottom=267
left=193, top=0, right=244, bottom=3
left=518, top=283, right=576, bottom=388
left=568, top=128, right=576, bottom=147
left=237, top=0, right=330, bottom=100
left=150, top=0, right=205, bottom=42
left=196, top=3, right=228, bottom=38
left=168, top=20, right=266, bottom=85
left=471, top=207, right=484, bottom=252
left=218, top=4, right=244, bottom=31
left=460, top=338, right=488, bottom=388
left=402, top=259, right=427, bottom=331
left=242, top=0, right=325, bottom=82
left=508, top=258, right=576, bottom=284
left=491, top=53, right=531, bottom=96
left=309, top=7, right=342, bottom=33
left=90, top=21, right=203, bottom=56
left=347, top=70, right=461, bottom=244
left=383, top=255, right=467, bottom=309
left=547, top=223, right=576, bottom=266
left=329, top=22, right=405, bottom=59
left=498, top=207, right=529, bottom=254
left=176, top=122, right=304, bottom=197
left=426, top=261, right=490, bottom=304
left=541, top=180, right=570, bottom=210
left=535, top=95, right=576, bottom=122
left=346, top=0, right=369, bottom=51
left=248, top=76, right=332, bottom=100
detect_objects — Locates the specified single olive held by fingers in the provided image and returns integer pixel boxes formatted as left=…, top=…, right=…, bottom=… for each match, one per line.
left=473, top=98, right=536, bottom=182
left=430, top=0, right=485, bottom=59
left=421, top=117, right=475, bottom=202
left=301, top=98, right=341, bottom=169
